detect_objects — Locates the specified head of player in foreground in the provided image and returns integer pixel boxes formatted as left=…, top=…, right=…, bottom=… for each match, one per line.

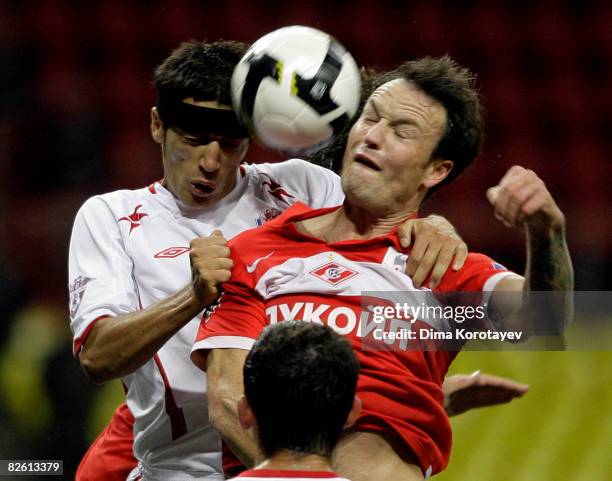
left=340, top=56, right=483, bottom=218
left=238, top=321, right=361, bottom=467
left=151, top=40, right=251, bottom=207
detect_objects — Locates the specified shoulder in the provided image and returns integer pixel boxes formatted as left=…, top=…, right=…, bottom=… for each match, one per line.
left=436, top=252, right=514, bottom=292
left=227, top=203, right=314, bottom=266
left=76, top=185, right=157, bottom=220
left=244, top=158, right=340, bottom=185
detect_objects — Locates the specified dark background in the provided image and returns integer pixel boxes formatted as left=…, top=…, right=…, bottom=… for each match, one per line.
left=0, top=1, right=609, bottom=479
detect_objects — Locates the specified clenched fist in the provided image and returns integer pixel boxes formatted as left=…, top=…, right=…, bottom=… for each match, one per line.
left=190, top=230, right=233, bottom=307
left=487, top=166, right=565, bottom=236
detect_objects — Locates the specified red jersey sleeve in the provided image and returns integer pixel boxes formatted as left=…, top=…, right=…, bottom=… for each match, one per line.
left=436, top=253, right=518, bottom=292
left=435, top=252, right=521, bottom=332
left=191, top=249, right=268, bottom=371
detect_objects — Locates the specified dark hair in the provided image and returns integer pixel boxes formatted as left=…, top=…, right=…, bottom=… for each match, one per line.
left=374, top=56, right=484, bottom=194
left=309, top=57, right=483, bottom=196
left=243, top=321, right=359, bottom=458
left=153, top=40, right=249, bottom=110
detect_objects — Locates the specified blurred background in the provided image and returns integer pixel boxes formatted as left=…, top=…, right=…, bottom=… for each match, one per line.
left=0, top=1, right=610, bottom=479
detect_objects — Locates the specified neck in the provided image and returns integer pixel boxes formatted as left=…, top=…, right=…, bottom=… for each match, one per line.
left=299, top=202, right=417, bottom=243
left=255, top=450, right=333, bottom=472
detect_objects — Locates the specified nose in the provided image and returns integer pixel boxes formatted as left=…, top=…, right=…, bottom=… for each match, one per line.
left=198, top=141, right=221, bottom=174
left=363, top=119, right=386, bottom=149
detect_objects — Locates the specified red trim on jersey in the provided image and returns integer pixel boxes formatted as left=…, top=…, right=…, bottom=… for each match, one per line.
left=238, top=469, right=339, bottom=478
left=73, top=315, right=110, bottom=358
left=223, top=441, right=247, bottom=477
left=239, top=165, right=246, bottom=177
left=148, top=183, right=157, bottom=194
left=153, top=354, right=187, bottom=440
left=76, top=403, right=136, bottom=481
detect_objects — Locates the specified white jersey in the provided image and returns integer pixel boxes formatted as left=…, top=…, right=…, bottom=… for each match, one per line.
left=228, top=469, right=351, bottom=481
left=68, top=159, right=344, bottom=480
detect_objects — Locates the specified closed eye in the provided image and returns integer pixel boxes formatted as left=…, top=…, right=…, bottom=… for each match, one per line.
left=395, top=126, right=419, bottom=139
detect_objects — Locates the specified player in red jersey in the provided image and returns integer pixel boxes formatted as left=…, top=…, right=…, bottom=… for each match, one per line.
left=229, top=321, right=359, bottom=481
left=191, top=56, right=572, bottom=480
left=72, top=42, right=525, bottom=481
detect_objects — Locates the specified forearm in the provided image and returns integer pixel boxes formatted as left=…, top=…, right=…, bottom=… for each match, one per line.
left=524, top=224, right=574, bottom=332
left=79, top=284, right=204, bottom=382
left=209, top=395, right=260, bottom=468
left=207, top=348, right=261, bottom=467
left=486, top=166, right=574, bottom=337
left=525, top=225, right=573, bottom=292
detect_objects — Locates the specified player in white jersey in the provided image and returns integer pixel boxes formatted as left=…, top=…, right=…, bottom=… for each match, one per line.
left=69, top=41, right=519, bottom=481
left=227, top=322, right=358, bottom=481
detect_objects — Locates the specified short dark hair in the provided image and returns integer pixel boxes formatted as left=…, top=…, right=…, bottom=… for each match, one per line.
left=153, top=40, right=248, bottom=110
left=375, top=56, right=484, bottom=194
left=243, top=321, right=359, bottom=458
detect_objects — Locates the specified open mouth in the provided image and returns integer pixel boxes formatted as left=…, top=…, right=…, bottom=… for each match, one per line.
left=190, top=180, right=216, bottom=197
left=354, top=153, right=381, bottom=171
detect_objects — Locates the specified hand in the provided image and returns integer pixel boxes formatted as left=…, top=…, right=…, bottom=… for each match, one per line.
left=398, top=215, right=468, bottom=288
left=442, top=371, right=529, bottom=417
left=487, top=166, right=565, bottom=236
left=190, top=230, right=233, bottom=306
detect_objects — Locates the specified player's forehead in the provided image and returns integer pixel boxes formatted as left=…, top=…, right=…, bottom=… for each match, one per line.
left=164, top=97, right=248, bottom=139
left=183, top=98, right=231, bottom=110
left=365, top=79, right=447, bottom=132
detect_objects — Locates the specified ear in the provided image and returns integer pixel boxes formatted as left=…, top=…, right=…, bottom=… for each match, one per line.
left=422, top=159, right=454, bottom=190
left=343, top=395, right=363, bottom=428
left=150, top=107, right=165, bottom=144
left=238, top=395, right=256, bottom=430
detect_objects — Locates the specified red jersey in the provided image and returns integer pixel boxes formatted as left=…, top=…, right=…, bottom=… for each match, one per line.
left=192, top=203, right=515, bottom=475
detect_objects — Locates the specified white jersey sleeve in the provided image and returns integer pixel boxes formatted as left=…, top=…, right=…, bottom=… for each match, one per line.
left=68, top=195, right=140, bottom=357
left=254, top=158, right=344, bottom=208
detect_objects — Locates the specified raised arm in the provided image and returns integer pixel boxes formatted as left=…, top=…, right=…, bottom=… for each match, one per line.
left=485, top=166, right=573, bottom=336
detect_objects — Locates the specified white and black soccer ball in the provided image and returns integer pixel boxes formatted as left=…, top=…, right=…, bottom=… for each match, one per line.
left=231, top=26, right=361, bottom=154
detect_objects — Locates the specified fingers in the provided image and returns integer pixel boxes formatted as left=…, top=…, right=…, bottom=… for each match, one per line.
left=398, top=220, right=415, bottom=248
left=189, top=231, right=233, bottom=305
left=487, top=165, right=563, bottom=231
left=402, top=216, right=468, bottom=288
left=453, top=242, right=468, bottom=271
left=407, top=237, right=467, bottom=288
left=441, top=371, right=481, bottom=396
left=411, top=239, right=444, bottom=288
left=444, top=371, right=529, bottom=416
left=473, top=373, right=529, bottom=394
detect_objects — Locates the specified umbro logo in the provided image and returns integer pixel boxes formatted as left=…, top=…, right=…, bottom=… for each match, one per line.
left=309, top=262, right=359, bottom=286
left=154, top=247, right=190, bottom=258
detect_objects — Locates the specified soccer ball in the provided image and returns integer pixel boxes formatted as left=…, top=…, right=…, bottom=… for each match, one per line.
left=231, top=26, right=361, bottom=154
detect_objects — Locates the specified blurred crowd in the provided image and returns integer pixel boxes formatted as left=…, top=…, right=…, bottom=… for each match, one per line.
left=0, top=1, right=610, bottom=477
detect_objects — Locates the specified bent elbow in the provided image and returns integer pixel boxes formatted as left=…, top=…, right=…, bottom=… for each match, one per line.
left=78, top=349, right=114, bottom=384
